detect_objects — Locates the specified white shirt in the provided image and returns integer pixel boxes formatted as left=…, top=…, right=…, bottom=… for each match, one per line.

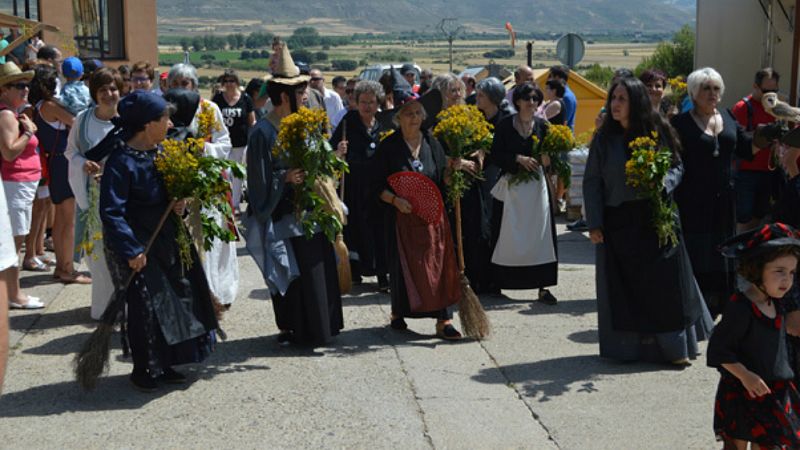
left=321, top=89, right=344, bottom=124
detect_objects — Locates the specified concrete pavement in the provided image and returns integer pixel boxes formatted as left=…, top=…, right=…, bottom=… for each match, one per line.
left=0, top=224, right=717, bottom=449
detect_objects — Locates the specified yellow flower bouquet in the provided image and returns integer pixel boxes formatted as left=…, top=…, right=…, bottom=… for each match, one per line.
left=509, top=123, right=575, bottom=187
left=155, top=126, right=245, bottom=267
left=667, top=77, right=687, bottom=109
left=273, top=107, right=349, bottom=241
left=624, top=132, right=679, bottom=248
left=433, top=104, right=493, bottom=204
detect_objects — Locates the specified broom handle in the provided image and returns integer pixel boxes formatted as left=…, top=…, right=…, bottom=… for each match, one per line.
left=454, top=196, right=465, bottom=273
left=339, top=120, right=346, bottom=199
left=121, top=198, right=178, bottom=288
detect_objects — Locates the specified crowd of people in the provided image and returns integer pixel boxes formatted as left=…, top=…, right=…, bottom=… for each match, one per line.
left=1, top=32, right=800, bottom=449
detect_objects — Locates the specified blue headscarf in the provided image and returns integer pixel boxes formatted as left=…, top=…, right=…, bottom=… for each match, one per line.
left=85, top=91, right=169, bottom=161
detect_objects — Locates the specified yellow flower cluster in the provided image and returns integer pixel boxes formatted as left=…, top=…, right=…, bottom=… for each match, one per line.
left=155, top=138, right=200, bottom=200
left=541, top=124, right=576, bottom=155
left=624, top=131, right=679, bottom=247
left=274, top=107, right=330, bottom=158
left=433, top=104, right=493, bottom=156
left=667, top=77, right=687, bottom=106
left=197, top=100, right=221, bottom=141
left=75, top=178, right=104, bottom=259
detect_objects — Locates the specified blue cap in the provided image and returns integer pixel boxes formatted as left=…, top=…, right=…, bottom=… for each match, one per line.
left=61, top=57, right=84, bottom=79
left=113, top=91, right=169, bottom=135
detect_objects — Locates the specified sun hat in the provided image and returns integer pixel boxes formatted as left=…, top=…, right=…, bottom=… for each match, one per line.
left=0, top=62, right=34, bottom=86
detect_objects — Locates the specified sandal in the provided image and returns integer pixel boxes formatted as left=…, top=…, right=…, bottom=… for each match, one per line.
left=22, top=257, right=50, bottom=272
left=37, top=255, right=56, bottom=266
left=55, top=270, right=92, bottom=285
left=436, top=323, right=462, bottom=341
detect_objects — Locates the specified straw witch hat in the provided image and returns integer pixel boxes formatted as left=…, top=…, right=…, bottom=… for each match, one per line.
left=270, top=42, right=310, bottom=85
left=0, top=62, right=33, bottom=86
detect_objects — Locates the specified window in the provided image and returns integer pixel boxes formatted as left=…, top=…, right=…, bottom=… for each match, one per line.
left=0, top=0, right=40, bottom=20
left=73, top=0, right=124, bottom=59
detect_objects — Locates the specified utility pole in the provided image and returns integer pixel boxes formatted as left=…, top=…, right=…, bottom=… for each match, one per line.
left=437, top=18, right=464, bottom=73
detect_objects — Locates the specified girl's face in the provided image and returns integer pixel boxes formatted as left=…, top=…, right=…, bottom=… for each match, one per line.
left=761, top=255, right=798, bottom=299
left=146, top=112, right=173, bottom=144
left=445, top=83, right=463, bottom=107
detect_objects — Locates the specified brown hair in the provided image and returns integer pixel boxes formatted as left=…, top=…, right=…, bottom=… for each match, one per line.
left=738, top=245, right=800, bottom=285
left=755, top=67, right=780, bottom=86
left=89, top=67, right=123, bottom=103
left=131, top=61, right=155, bottom=81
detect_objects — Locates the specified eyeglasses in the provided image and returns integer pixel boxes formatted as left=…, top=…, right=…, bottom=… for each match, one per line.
left=8, top=82, right=29, bottom=90
left=131, top=76, right=150, bottom=83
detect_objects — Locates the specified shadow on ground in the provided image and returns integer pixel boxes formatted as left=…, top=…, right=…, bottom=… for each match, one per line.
left=472, top=354, right=672, bottom=402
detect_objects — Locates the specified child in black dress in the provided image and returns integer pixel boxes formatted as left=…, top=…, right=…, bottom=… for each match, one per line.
left=708, top=223, right=800, bottom=449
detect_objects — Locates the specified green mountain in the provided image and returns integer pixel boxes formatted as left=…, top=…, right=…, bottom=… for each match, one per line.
left=157, top=0, right=695, bottom=34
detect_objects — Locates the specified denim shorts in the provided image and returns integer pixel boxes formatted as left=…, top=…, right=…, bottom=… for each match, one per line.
left=734, top=170, right=772, bottom=223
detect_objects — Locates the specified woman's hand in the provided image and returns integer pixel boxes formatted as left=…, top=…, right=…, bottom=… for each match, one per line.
left=470, top=150, right=486, bottom=169
left=335, top=140, right=348, bottom=158
left=589, top=229, right=604, bottom=244
left=173, top=198, right=188, bottom=216
left=284, top=168, right=306, bottom=185
left=19, top=114, right=36, bottom=135
left=516, top=154, right=539, bottom=172
left=452, top=158, right=478, bottom=175
left=83, top=160, right=101, bottom=175
left=128, top=253, right=146, bottom=272
left=393, top=196, right=413, bottom=214
left=740, top=370, right=772, bottom=398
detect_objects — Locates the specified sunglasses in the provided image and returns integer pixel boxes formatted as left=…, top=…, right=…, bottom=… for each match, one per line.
left=8, top=82, right=29, bottom=90
left=310, top=77, right=323, bottom=82
left=761, top=88, right=778, bottom=94
left=519, top=95, right=538, bottom=102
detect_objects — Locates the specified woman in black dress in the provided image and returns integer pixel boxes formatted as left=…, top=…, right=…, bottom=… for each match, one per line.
left=371, top=97, right=462, bottom=339
left=672, top=67, right=757, bottom=317
left=330, top=80, right=389, bottom=290
left=583, top=77, right=712, bottom=365
left=489, top=83, right=558, bottom=304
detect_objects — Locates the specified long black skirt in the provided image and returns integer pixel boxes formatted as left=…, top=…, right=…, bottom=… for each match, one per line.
left=271, top=232, right=344, bottom=345
left=603, top=200, right=703, bottom=333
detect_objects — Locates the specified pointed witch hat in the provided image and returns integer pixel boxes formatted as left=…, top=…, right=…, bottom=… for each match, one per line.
left=269, top=42, right=311, bottom=86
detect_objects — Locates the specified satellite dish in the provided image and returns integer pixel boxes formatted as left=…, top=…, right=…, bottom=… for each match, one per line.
left=556, top=33, right=585, bottom=68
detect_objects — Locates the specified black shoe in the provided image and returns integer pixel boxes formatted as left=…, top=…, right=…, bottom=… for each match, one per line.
left=377, top=274, right=389, bottom=293
left=436, top=323, right=462, bottom=341
left=567, top=218, right=588, bottom=232
left=159, top=367, right=187, bottom=384
left=277, top=331, right=293, bottom=346
left=130, top=370, right=158, bottom=392
left=538, top=289, right=558, bottom=305
left=390, top=317, right=408, bottom=330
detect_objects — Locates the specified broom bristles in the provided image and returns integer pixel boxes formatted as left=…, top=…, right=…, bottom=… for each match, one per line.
left=74, top=323, right=114, bottom=391
left=458, top=273, right=491, bottom=339
left=335, top=234, right=352, bottom=294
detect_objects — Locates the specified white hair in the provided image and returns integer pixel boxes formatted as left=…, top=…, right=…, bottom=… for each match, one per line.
left=168, top=63, right=199, bottom=91
left=687, top=67, right=725, bottom=101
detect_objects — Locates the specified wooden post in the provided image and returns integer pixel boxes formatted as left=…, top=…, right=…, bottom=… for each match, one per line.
left=792, top=2, right=800, bottom=105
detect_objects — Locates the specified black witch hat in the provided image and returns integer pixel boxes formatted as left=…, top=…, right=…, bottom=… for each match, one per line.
left=719, top=223, right=800, bottom=259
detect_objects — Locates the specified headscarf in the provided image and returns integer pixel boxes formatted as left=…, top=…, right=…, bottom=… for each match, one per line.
left=85, top=91, right=169, bottom=161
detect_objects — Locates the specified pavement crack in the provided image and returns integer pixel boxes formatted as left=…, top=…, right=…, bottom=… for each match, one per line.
left=477, top=339, right=563, bottom=449
left=378, top=305, right=435, bottom=450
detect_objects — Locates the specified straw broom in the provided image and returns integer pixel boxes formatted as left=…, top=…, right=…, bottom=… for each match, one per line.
left=74, top=199, right=177, bottom=390
left=453, top=195, right=491, bottom=339
left=334, top=120, right=352, bottom=294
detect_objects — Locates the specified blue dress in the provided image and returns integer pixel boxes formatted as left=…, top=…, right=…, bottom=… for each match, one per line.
left=99, top=143, right=219, bottom=376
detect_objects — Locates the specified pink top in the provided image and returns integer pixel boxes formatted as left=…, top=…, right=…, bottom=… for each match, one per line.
left=0, top=109, right=41, bottom=183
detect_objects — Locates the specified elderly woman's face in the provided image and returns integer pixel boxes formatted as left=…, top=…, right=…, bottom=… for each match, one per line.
left=397, top=101, right=424, bottom=133
left=645, top=79, right=664, bottom=109
left=475, top=89, right=492, bottom=113
left=357, top=92, right=378, bottom=119
left=694, top=80, right=721, bottom=112
left=96, top=82, right=120, bottom=108
left=170, top=76, right=194, bottom=90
